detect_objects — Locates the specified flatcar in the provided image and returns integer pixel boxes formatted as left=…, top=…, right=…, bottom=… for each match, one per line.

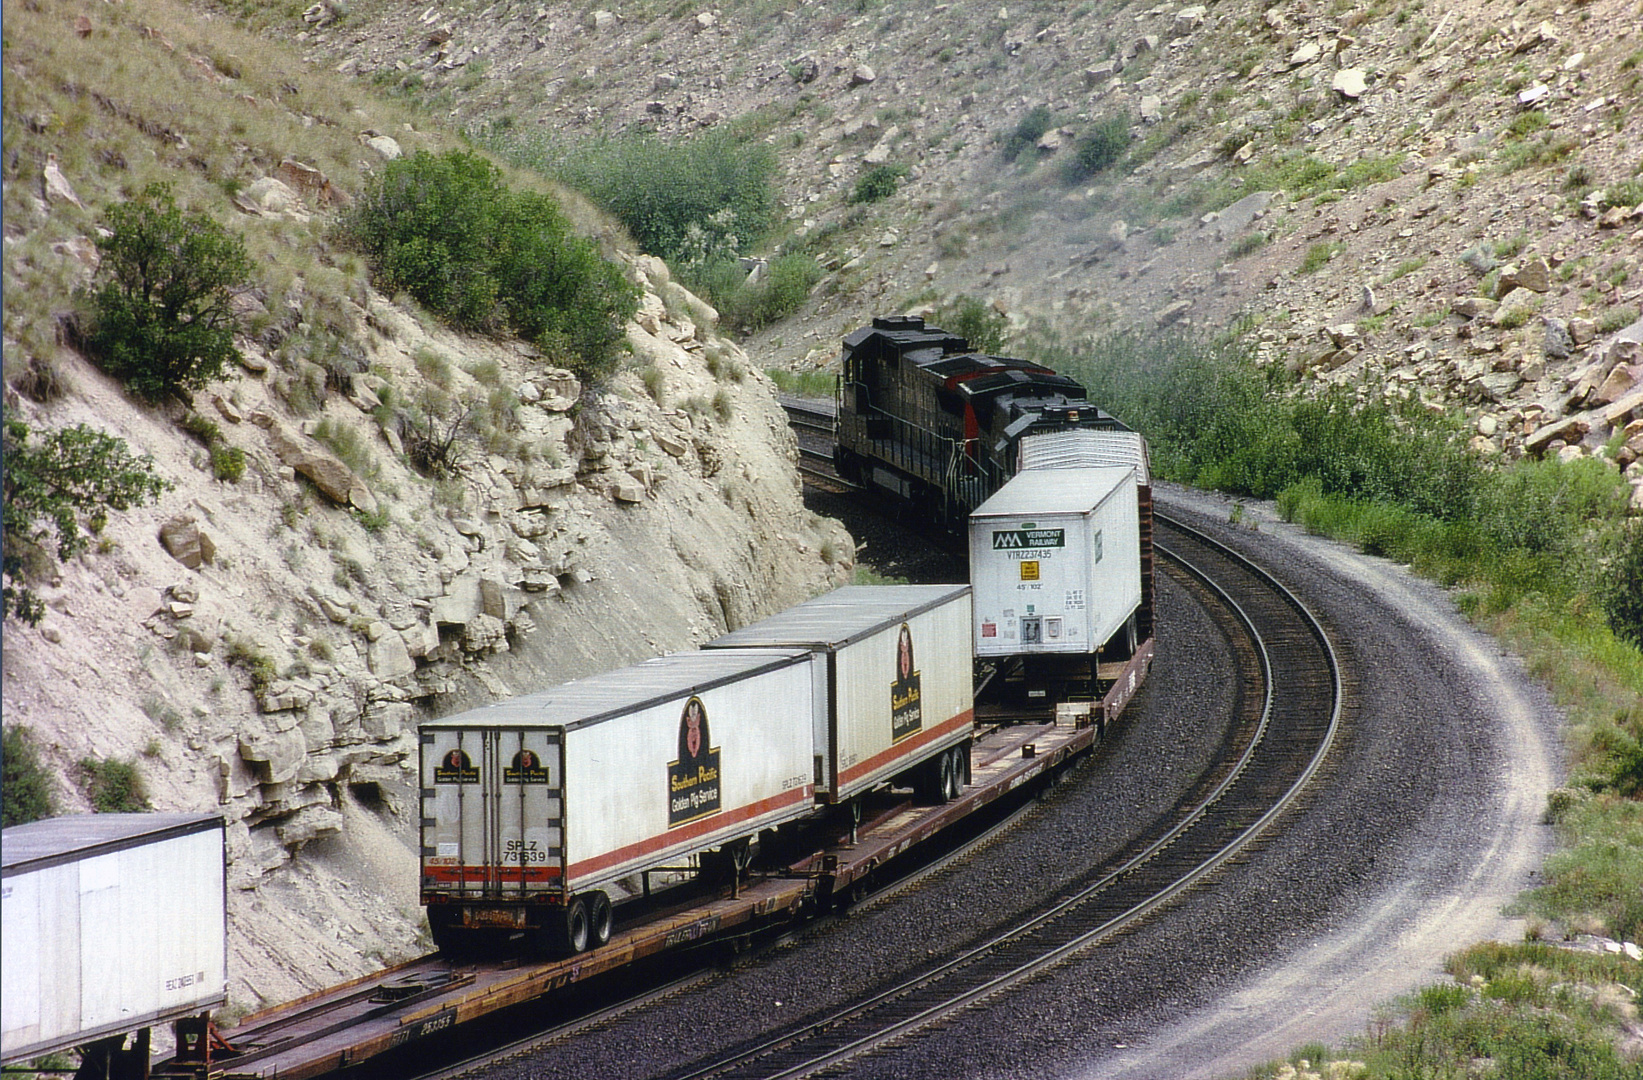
left=832, top=314, right=1133, bottom=525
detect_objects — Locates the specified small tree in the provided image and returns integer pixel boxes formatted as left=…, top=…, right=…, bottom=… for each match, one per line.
left=3, top=421, right=171, bottom=624
left=3, top=726, right=56, bottom=826
left=84, top=183, right=252, bottom=400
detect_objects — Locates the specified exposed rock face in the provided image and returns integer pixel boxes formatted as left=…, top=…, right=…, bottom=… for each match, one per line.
left=2, top=257, right=851, bottom=1013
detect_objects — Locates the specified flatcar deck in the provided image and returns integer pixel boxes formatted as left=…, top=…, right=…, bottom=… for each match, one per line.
left=161, top=644, right=1150, bottom=1080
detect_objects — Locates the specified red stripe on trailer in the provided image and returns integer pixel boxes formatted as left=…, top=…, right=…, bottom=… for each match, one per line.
left=564, top=784, right=815, bottom=879
left=423, top=865, right=563, bottom=885
left=836, top=709, right=974, bottom=787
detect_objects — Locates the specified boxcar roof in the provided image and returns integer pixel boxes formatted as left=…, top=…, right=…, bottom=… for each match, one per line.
left=707, top=584, right=970, bottom=651
left=2, top=812, right=222, bottom=875
left=971, top=466, right=1134, bottom=518
left=422, top=647, right=814, bottom=731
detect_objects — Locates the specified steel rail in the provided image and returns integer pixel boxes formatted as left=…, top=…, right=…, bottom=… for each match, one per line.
left=658, top=514, right=1341, bottom=1080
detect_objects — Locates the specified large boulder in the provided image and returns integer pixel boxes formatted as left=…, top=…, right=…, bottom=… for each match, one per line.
left=254, top=413, right=378, bottom=512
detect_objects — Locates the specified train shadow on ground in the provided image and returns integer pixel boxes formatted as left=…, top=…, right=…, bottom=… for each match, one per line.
left=803, top=485, right=968, bottom=586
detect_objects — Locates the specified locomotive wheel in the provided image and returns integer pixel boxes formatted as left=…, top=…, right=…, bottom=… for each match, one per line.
left=587, top=892, right=613, bottom=949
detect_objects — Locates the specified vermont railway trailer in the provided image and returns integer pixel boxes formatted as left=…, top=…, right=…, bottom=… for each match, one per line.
left=73, top=320, right=1156, bottom=1080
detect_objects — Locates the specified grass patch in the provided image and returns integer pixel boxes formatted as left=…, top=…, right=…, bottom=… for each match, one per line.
left=1242, top=151, right=1405, bottom=202
left=1299, top=240, right=1346, bottom=274
left=765, top=368, right=837, bottom=397
left=1244, top=943, right=1642, bottom=1079
left=1383, top=256, right=1427, bottom=282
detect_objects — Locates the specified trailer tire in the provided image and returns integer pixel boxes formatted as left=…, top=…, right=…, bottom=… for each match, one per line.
left=918, top=750, right=954, bottom=804
left=587, top=892, right=612, bottom=949
left=945, top=745, right=966, bottom=800
left=551, top=897, right=591, bottom=956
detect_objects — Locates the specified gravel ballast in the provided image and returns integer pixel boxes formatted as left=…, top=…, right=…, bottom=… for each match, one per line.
left=483, top=484, right=1561, bottom=1080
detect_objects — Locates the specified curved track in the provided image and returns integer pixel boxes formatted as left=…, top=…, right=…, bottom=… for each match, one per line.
left=526, top=516, right=1343, bottom=1080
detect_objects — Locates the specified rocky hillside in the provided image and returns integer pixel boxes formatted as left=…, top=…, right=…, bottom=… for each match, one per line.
left=3, top=0, right=849, bottom=1012
left=303, top=0, right=1643, bottom=488
left=5, top=0, right=1641, bottom=1025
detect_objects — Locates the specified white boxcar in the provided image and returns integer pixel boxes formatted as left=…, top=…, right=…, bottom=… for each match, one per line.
left=420, top=647, right=821, bottom=953
left=707, top=585, right=974, bottom=805
left=1, top=813, right=226, bottom=1065
left=969, top=467, right=1141, bottom=658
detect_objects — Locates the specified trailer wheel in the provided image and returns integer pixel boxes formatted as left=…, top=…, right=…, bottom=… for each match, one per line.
left=917, top=749, right=954, bottom=804
left=945, top=745, right=966, bottom=800
left=587, top=892, right=613, bottom=949
left=556, top=896, right=592, bottom=955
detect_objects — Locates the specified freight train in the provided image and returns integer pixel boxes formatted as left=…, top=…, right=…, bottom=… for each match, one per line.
left=834, top=314, right=1155, bottom=710
left=419, top=318, right=1154, bottom=957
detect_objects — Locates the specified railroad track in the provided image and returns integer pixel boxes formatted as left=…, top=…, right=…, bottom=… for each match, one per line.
left=781, top=398, right=856, bottom=493
left=636, top=514, right=1341, bottom=1080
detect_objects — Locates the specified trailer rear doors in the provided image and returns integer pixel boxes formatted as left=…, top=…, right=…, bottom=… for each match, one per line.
left=421, top=728, right=567, bottom=904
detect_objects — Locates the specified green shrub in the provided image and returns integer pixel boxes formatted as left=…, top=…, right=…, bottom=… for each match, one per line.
left=3, top=725, right=56, bottom=826
left=1603, top=523, right=1643, bottom=650
left=848, top=163, right=909, bottom=205
left=3, top=421, right=171, bottom=624
left=550, top=128, right=778, bottom=267
left=83, top=183, right=252, bottom=401
left=1299, top=241, right=1344, bottom=274
left=211, top=445, right=246, bottom=483
left=1002, top=105, right=1055, bottom=162
left=224, top=634, right=278, bottom=694
left=686, top=253, right=823, bottom=332
left=1063, top=113, right=1132, bottom=182
left=343, top=151, right=638, bottom=380
left=931, top=295, right=1009, bottom=354
left=77, top=756, right=150, bottom=813
left=180, top=412, right=223, bottom=446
